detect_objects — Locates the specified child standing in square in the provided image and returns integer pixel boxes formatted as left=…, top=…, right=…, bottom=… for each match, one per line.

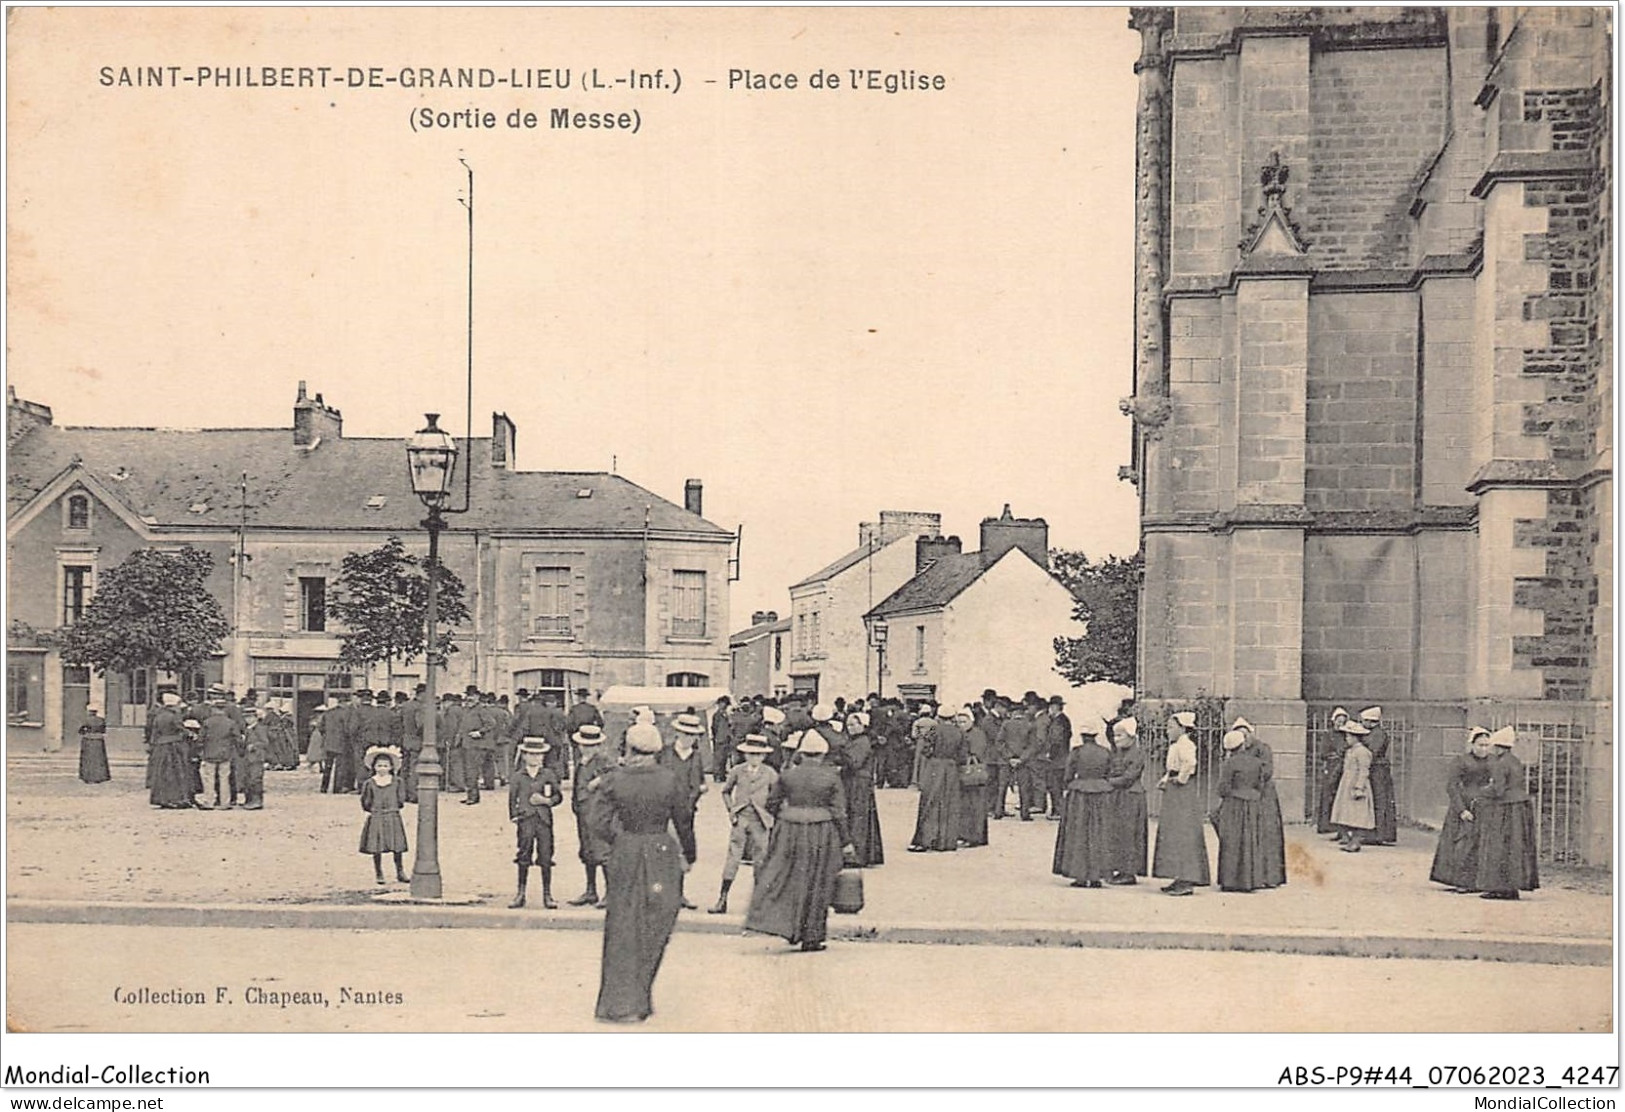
left=508, top=739, right=563, bottom=908
left=360, top=746, right=410, bottom=885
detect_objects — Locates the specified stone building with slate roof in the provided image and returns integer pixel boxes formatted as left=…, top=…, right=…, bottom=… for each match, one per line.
left=7, top=383, right=733, bottom=752
left=784, top=510, right=942, bottom=702
left=727, top=609, right=792, bottom=700
left=862, top=507, right=1077, bottom=707
left=1122, top=8, right=1611, bottom=863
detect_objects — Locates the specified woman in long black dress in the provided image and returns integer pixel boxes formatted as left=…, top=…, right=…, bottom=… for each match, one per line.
left=78, top=705, right=111, bottom=784
left=1429, top=726, right=1494, bottom=893
left=956, top=707, right=990, bottom=848
left=1105, top=716, right=1147, bottom=884
left=744, top=731, right=854, bottom=952
left=839, top=713, right=884, bottom=866
left=1213, top=729, right=1267, bottom=892
left=1053, top=719, right=1113, bottom=887
left=1317, top=706, right=1351, bottom=836
left=1472, top=726, right=1539, bottom=900
left=1234, top=717, right=1286, bottom=887
left=908, top=708, right=964, bottom=852
left=146, top=694, right=194, bottom=809
left=589, top=725, right=697, bottom=1022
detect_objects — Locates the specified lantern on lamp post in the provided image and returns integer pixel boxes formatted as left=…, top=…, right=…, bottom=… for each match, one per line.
left=404, top=413, right=459, bottom=899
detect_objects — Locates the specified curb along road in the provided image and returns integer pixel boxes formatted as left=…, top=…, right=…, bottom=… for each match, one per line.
left=6, top=898, right=1610, bottom=966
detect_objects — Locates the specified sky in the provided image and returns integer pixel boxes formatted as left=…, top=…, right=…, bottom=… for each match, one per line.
left=6, top=7, right=1142, bottom=630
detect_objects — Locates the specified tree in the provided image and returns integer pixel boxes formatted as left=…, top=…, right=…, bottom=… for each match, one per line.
left=329, top=536, right=471, bottom=671
left=60, top=546, right=230, bottom=676
left=1051, top=550, right=1142, bottom=687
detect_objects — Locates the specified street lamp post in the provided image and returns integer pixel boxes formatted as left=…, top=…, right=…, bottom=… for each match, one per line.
left=870, top=620, right=888, bottom=700
left=405, top=413, right=459, bottom=900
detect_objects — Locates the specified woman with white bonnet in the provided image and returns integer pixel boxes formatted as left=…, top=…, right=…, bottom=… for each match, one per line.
left=745, top=729, right=855, bottom=952
left=908, top=702, right=964, bottom=852
left=1330, top=719, right=1375, bottom=852
left=956, top=705, right=991, bottom=849
left=588, top=713, right=696, bottom=1022
left=146, top=690, right=194, bottom=809
left=1213, top=728, right=1267, bottom=891
left=1233, top=717, right=1286, bottom=887
left=1429, top=726, right=1495, bottom=893
left=1470, top=726, right=1539, bottom=900
left=840, top=711, right=885, bottom=866
left=1317, top=706, right=1351, bottom=836
left=1104, top=716, right=1148, bottom=884
left=1151, top=710, right=1210, bottom=895
left=1053, top=717, right=1113, bottom=888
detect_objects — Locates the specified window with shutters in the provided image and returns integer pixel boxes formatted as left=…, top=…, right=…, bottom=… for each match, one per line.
left=299, top=577, right=327, bottom=632
left=62, top=566, right=92, bottom=626
left=532, top=566, right=573, bottom=636
left=671, top=570, right=706, bottom=638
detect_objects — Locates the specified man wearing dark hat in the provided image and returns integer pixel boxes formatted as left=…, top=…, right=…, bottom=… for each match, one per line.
left=461, top=691, right=501, bottom=804
left=985, top=696, right=1013, bottom=819
left=490, top=693, right=515, bottom=785
left=398, top=684, right=427, bottom=803
left=507, top=739, right=563, bottom=908
left=439, top=691, right=467, bottom=793
left=345, top=689, right=374, bottom=792
left=1004, top=698, right=1042, bottom=820
left=1043, top=695, right=1073, bottom=819
left=566, top=687, right=604, bottom=778
left=710, top=695, right=735, bottom=783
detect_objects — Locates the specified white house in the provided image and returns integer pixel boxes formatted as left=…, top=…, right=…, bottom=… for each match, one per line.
left=785, top=510, right=942, bottom=701
left=863, top=506, right=1078, bottom=706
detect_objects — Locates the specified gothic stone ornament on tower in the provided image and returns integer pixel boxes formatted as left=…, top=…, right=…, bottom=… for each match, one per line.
left=1239, top=151, right=1311, bottom=257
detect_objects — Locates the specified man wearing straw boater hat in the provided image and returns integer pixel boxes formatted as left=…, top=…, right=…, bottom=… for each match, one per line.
left=507, top=738, right=563, bottom=909
left=664, top=712, right=710, bottom=910
left=708, top=733, right=777, bottom=914
left=567, top=723, right=614, bottom=908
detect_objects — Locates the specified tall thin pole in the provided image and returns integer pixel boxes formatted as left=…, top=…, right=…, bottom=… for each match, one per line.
left=411, top=511, right=444, bottom=900
left=460, top=158, right=475, bottom=511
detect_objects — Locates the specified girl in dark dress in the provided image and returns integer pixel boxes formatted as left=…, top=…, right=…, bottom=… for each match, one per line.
left=1472, top=726, right=1540, bottom=900
left=1430, top=726, right=1495, bottom=892
left=1105, top=716, right=1148, bottom=884
left=78, top=706, right=111, bottom=784
left=359, top=747, right=410, bottom=885
left=744, top=731, right=854, bottom=952
left=839, top=714, right=884, bottom=866
left=908, top=710, right=964, bottom=852
left=1053, top=720, right=1113, bottom=887
left=589, top=727, right=697, bottom=1022
left=1213, top=730, right=1267, bottom=892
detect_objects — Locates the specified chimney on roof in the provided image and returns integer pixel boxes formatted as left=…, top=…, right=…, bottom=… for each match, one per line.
left=751, top=610, right=779, bottom=625
left=7, top=385, right=53, bottom=447
left=979, top=504, right=1050, bottom=569
left=684, top=479, right=703, bottom=517
left=491, top=412, right=516, bottom=469
left=859, top=510, right=942, bottom=549
left=292, top=381, right=342, bottom=447
left=916, top=535, right=963, bottom=574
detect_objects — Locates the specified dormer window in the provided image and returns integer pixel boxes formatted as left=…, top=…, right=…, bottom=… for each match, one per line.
left=65, top=493, right=91, bottom=531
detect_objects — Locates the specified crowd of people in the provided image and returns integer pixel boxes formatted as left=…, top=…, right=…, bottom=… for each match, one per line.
left=115, top=678, right=1542, bottom=1022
